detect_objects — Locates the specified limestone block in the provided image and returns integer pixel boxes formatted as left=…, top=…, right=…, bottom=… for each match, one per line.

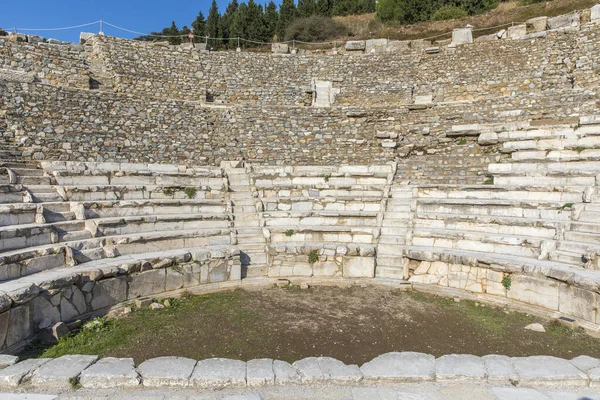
left=558, top=284, right=597, bottom=323
left=365, top=39, right=388, bottom=53
left=79, top=32, right=95, bottom=45
left=128, top=269, right=166, bottom=299
left=548, top=13, right=580, bottom=30
left=137, top=356, right=196, bottom=387
left=271, top=43, right=289, bottom=54
left=190, top=358, right=246, bottom=388
left=293, top=357, right=361, bottom=383
left=507, top=275, right=559, bottom=311
left=360, top=352, right=435, bottom=382
left=6, top=306, right=32, bottom=349
left=526, top=17, right=548, bottom=33
left=91, top=276, right=128, bottom=311
left=345, top=41, right=365, bottom=51
left=570, top=355, right=600, bottom=373
left=273, top=360, right=301, bottom=384
left=512, top=356, right=588, bottom=386
left=343, top=257, right=375, bottom=278
left=435, top=354, right=485, bottom=381
left=507, top=24, right=527, bottom=40
left=451, top=28, right=473, bottom=45
left=0, top=355, right=18, bottom=369
left=31, top=355, right=98, bottom=388
left=478, top=132, right=498, bottom=145
left=483, top=355, right=518, bottom=382
left=247, top=358, right=274, bottom=386
left=592, top=5, right=600, bottom=22
left=79, top=357, right=140, bottom=388
left=0, top=358, right=50, bottom=387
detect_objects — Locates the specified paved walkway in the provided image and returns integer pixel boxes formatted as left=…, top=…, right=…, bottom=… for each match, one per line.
left=2, top=383, right=600, bottom=400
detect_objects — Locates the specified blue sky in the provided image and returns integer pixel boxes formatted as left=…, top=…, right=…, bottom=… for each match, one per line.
left=0, top=0, right=267, bottom=43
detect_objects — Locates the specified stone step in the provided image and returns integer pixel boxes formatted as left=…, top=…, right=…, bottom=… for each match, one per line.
left=497, top=127, right=575, bottom=142
left=494, top=176, right=595, bottom=187
left=502, top=135, right=600, bottom=152
left=511, top=149, right=600, bottom=162
left=414, top=215, right=557, bottom=238
left=0, top=192, right=25, bottom=204
left=11, top=168, right=45, bottom=177
left=564, top=231, right=600, bottom=245
left=375, top=255, right=403, bottom=267
left=382, top=212, right=412, bottom=222
left=233, top=219, right=260, bottom=228
left=386, top=204, right=411, bottom=212
left=230, top=192, right=254, bottom=200
left=378, top=235, right=408, bottom=245
left=548, top=250, right=584, bottom=266
left=245, top=264, right=268, bottom=277
left=576, top=211, right=600, bottom=221
left=240, top=251, right=268, bottom=265
left=571, top=221, right=600, bottom=234
left=232, top=198, right=256, bottom=206
left=44, top=210, right=77, bottom=223
left=0, top=161, right=39, bottom=169
left=17, top=176, right=53, bottom=185
left=236, top=243, right=265, bottom=252
left=32, top=192, right=64, bottom=202
left=236, top=233, right=266, bottom=244
left=375, top=266, right=406, bottom=279
left=416, top=200, right=572, bottom=221
left=556, top=239, right=600, bottom=254
left=489, top=161, right=600, bottom=176
left=416, top=186, right=583, bottom=203
left=58, top=229, right=93, bottom=242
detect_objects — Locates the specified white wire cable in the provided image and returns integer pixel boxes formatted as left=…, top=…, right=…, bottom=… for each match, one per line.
left=7, top=21, right=100, bottom=32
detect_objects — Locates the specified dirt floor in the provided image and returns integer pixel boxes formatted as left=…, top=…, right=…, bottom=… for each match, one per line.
left=23, top=286, right=600, bottom=365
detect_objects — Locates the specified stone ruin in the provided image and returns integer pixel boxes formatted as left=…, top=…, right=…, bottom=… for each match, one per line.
left=1, top=4, right=600, bottom=394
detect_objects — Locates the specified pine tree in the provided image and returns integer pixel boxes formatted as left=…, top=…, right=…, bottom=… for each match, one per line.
left=192, top=11, right=206, bottom=39
left=230, top=2, right=249, bottom=45
left=316, top=0, right=332, bottom=16
left=264, top=1, right=279, bottom=41
left=298, top=0, right=316, bottom=17
left=206, top=0, right=221, bottom=47
left=162, top=21, right=181, bottom=45
left=246, top=0, right=266, bottom=42
left=221, top=0, right=239, bottom=47
left=278, top=0, right=297, bottom=40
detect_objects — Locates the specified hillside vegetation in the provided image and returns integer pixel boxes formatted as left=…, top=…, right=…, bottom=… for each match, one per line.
left=336, top=0, right=599, bottom=41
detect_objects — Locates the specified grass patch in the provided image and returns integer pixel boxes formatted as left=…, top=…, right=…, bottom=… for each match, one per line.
left=25, top=291, right=256, bottom=360
left=483, top=176, right=494, bottom=185
left=284, top=229, right=295, bottom=237
left=184, top=187, right=197, bottom=199
left=308, top=250, right=319, bottom=264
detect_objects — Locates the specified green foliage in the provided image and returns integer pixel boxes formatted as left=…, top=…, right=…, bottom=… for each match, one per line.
left=457, top=138, right=467, bottom=145
left=377, top=0, right=499, bottom=24
left=332, top=0, right=376, bottom=16
left=298, top=0, right=317, bottom=17
left=483, top=177, right=494, bottom=185
left=285, top=15, right=349, bottom=42
left=573, top=146, right=586, bottom=153
left=284, top=229, right=295, bottom=237
left=82, top=317, right=110, bottom=333
left=278, top=0, right=298, bottom=40
left=501, top=275, right=512, bottom=291
left=518, top=0, right=545, bottom=5
left=162, top=187, right=175, bottom=196
left=184, top=187, right=197, bottom=199
left=206, top=0, right=222, bottom=48
left=192, top=11, right=207, bottom=38
left=308, top=250, right=319, bottom=264
left=433, top=5, right=468, bottom=20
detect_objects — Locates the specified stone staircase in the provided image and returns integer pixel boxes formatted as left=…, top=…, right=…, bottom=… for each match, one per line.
left=375, top=185, right=414, bottom=279
left=226, top=167, right=268, bottom=278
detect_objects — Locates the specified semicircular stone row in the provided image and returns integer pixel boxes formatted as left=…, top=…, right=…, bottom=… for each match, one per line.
left=0, top=352, right=599, bottom=390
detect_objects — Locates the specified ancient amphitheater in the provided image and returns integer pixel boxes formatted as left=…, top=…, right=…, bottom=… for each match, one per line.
left=2, top=6, right=600, bottom=399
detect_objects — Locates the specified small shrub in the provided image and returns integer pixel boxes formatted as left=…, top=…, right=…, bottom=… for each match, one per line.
left=573, top=146, right=586, bottom=153
left=501, top=275, right=512, bottom=291
left=284, top=229, right=295, bottom=237
left=483, top=177, right=494, bottom=185
left=324, top=176, right=330, bottom=183
left=560, top=203, right=574, bottom=211
left=308, top=250, right=319, bottom=264
left=285, top=16, right=349, bottom=42
left=457, top=138, right=467, bottom=145
left=82, top=317, right=109, bottom=332
left=433, top=5, right=468, bottom=21
left=162, top=187, right=175, bottom=196
left=184, top=187, right=197, bottom=199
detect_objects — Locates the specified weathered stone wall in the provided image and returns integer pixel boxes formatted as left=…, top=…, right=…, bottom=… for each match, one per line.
left=0, top=39, right=88, bottom=89
left=0, top=248, right=241, bottom=352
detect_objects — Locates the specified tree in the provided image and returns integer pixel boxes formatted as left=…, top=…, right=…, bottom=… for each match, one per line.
left=192, top=11, right=206, bottom=39
left=206, top=0, right=221, bottom=45
left=264, top=1, right=279, bottom=41
left=298, top=0, right=316, bottom=17
left=246, top=0, right=266, bottom=42
left=162, top=21, right=182, bottom=45
left=316, top=0, right=332, bottom=16
left=230, top=2, right=249, bottom=44
left=278, top=0, right=297, bottom=40
left=221, top=0, right=239, bottom=47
